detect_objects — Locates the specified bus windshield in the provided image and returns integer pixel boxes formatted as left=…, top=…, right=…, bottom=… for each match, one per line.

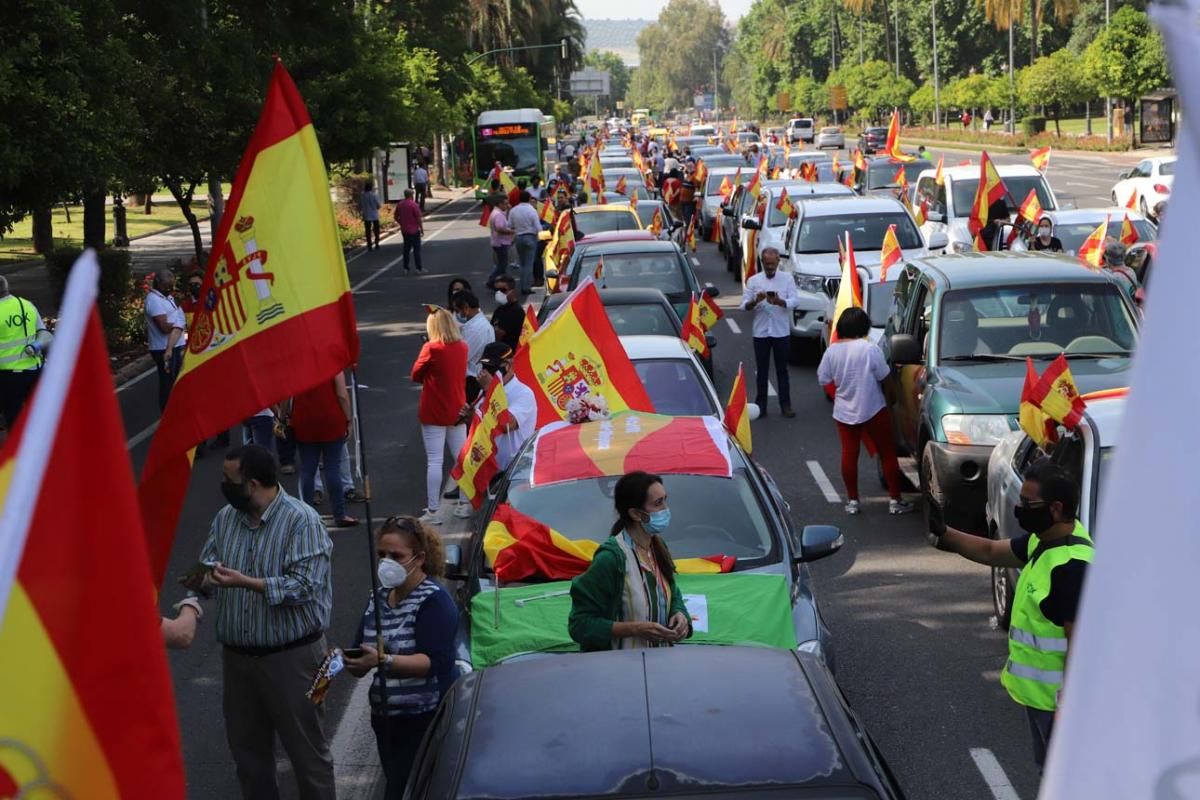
left=475, top=123, right=541, bottom=179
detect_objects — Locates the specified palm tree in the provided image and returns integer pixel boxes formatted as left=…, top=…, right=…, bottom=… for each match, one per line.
left=840, top=0, right=893, bottom=73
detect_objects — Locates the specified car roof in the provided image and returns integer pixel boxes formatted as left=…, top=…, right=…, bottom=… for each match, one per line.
left=765, top=181, right=854, bottom=197
left=934, top=163, right=1042, bottom=180
left=798, top=195, right=908, bottom=215
left=578, top=230, right=657, bottom=244
left=541, top=287, right=672, bottom=312
left=706, top=165, right=745, bottom=176
left=446, top=647, right=876, bottom=799
left=1044, top=207, right=1149, bottom=224
left=575, top=239, right=683, bottom=255
left=909, top=251, right=1131, bottom=287
left=618, top=333, right=694, bottom=359
left=575, top=203, right=636, bottom=215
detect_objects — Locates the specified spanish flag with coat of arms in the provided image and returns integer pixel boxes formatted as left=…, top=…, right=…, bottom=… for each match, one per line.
left=138, top=61, right=360, bottom=583
left=451, top=377, right=514, bottom=508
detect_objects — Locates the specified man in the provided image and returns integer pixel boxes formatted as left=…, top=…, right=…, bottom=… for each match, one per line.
left=360, top=180, right=382, bottom=250
left=487, top=197, right=515, bottom=290
left=393, top=189, right=424, bottom=273
left=1030, top=217, right=1064, bottom=252
left=929, top=460, right=1092, bottom=770
left=507, top=191, right=542, bottom=295
left=145, top=268, right=188, bottom=412
left=412, top=162, right=430, bottom=210
left=741, top=247, right=798, bottom=418
left=983, top=109, right=994, bottom=131
left=490, top=276, right=525, bottom=351
left=0, top=275, right=50, bottom=431
left=185, top=445, right=336, bottom=799
left=477, top=342, right=536, bottom=471
left=451, top=289, right=494, bottom=403
left=917, top=145, right=932, bottom=161
left=679, top=166, right=697, bottom=227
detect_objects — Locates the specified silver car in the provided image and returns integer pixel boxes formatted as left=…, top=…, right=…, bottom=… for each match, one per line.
left=815, top=126, right=845, bottom=149
left=984, top=393, right=1125, bottom=628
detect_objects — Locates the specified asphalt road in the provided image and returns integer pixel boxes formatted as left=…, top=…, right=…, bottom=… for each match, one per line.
left=117, top=145, right=1150, bottom=798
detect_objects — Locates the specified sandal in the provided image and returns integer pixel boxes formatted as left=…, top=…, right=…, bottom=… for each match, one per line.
left=332, top=516, right=359, bottom=528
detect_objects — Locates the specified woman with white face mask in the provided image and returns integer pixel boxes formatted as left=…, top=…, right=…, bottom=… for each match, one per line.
left=343, top=516, right=459, bottom=799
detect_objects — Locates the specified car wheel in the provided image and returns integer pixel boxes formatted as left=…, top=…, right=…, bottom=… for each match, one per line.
left=921, top=442, right=947, bottom=538
left=1111, top=191, right=1119, bottom=205
left=992, top=561, right=1015, bottom=631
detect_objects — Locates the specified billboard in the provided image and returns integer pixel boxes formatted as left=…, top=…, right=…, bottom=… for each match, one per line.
left=569, top=70, right=611, bottom=96
left=693, top=93, right=714, bottom=110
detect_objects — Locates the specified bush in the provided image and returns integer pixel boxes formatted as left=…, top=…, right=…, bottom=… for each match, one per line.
left=47, top=247, right=142, bottom=351
left=1022, top=116, right=1047, bottom=135
left=901, top=125, right=1131, bottom=152
left=334, top=205, right=364, bottom=249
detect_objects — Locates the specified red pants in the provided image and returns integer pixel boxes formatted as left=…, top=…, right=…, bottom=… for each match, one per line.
left=836, top=408, right=903, bottom=501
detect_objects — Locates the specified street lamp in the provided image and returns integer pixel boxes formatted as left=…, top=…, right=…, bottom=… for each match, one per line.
left=1105, top=0, right=1112, bottom=144
left=1007, top=24, right=1015, bottom=134
left=931, top=0, right=940, bottom=129
left=467, top=37, right=569, bottom=66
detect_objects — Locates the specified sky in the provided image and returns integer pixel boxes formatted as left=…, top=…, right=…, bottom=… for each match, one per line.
left=576, top=0, right=753, bottom=23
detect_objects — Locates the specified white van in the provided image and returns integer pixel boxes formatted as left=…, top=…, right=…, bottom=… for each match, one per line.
left=691, top=124, right=716, bottom=137
left=787, top=118, right=815, bottom=143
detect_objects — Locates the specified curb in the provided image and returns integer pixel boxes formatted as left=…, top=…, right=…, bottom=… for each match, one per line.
left=902, top=135, right=1167, bottom=164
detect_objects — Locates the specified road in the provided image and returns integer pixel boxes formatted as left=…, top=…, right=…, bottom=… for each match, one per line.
left=120, top=146, right=1145, bottom=798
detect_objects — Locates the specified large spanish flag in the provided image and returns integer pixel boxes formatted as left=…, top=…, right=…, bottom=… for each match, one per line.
left=138, top=62, right=360, bottom=583
left=0, top=253, right=184, bottom=798
left=724, top=363, right=752, bottom=455
left=681, top=296, right=710, bottom=359
left=451, top=377, right=513, bottom=509
left=884, top=109, right=916, bottom=162
left=968, top=151, right=1009, bottom=236
left=830, top=232, right=864, bottom=343
left=513, top=282, right=654, bottom=426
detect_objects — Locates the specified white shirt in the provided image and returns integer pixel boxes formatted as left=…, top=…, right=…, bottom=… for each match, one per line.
left=741, top=270, right=798, bottom=339
left=496, top=376, right=537, bottom=469
left=508, top=202, right=542, bottom=237
left=816, top=338, right=890, bottom=425
left=145, top=289, right=187, bottom=351
left=460, top=312, right=494, bottom=378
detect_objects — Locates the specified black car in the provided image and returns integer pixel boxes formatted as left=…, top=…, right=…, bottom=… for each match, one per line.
left=403, top=647, right=906, bottom=799
left=857, top=156, right=928, bottom=197
left=858, top=126, right=890, bottom=154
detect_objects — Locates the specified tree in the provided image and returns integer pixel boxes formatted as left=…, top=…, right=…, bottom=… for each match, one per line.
left=909, top=82, right=937, bottom=120
left=1018, top=49, right=1087, bottom=135
left=584, top=51, right=632, bottom=105
left=635, top=0, right=730, bottom=110
left=1082, top=6, right=1168, bottom=105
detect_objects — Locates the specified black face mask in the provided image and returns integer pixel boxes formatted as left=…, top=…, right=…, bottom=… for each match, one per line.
left=1014, top=503, right=1055, bottom=535
left=222, top=480, right=252, bottom=512
left=189, top=284, right=202, bottom=298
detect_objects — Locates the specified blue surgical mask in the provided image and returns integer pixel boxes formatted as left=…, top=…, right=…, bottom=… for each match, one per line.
left=645, top=508, right=671, bottom=534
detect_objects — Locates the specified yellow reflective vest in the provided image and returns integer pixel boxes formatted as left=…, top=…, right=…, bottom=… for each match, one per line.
left=0, top=294, right=44, bottom=372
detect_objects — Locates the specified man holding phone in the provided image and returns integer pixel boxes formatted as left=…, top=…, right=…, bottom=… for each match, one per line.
left=741, top=247, right=799, bottom=417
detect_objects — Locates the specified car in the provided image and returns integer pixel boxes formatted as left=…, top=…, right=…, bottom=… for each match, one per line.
left=914, top=163, right=1058, bottom=253
left=1011, top=208, right=1157, bottom=255
left=543, top=229, right=657, bottom=293
left=787, top=117, right=816, bottom=143
left=621, top=333, right=724, bottom=413
left=819, top=263, right=894, bottom=350
left=690, top=123, right=717, bottom=137
left=858, top=126, right=890, bottom=154
left=688, top=144, right=725, bottom=158
left=632, top=198, right=685, bottom=246
left=571, top=203, right=642, bottom=237
left=815, top=126, right=846, bottom=149
left=781, top=196, right=947, bottom=357
left=694, top=153, right=749, bottom=170
left=738, top=181, right=856, bottom=282
left=448, top=416, right=844, bottom=672
left=784, top=151, right=841, bottom=183
left=699, top=166, right=746, bottom=241
left=735, top=131, right=762, bottom=152
left=881, top=252, right=1139, bottom=534
left=404, top=647, right=905, bottom=800
left=598, top=155, right=634, bottom=169
left=857, top=156, right=929, bottom=198
left=984, top=391, right=1125, bottom=628
left=1110, top=156, right=1174, bottom=217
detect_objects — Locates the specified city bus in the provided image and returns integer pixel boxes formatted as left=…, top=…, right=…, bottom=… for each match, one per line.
left=472, top=109, right=557, bottom=199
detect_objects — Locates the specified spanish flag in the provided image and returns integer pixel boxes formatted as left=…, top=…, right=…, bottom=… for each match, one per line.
left=519, top=305, right=539, bottom=348
left=973, top=231, right=988, bottom=251
left=681, top=296, right=710, bottom=358
left=880, top=224, right=903, bottom=282
left=649, top=207, right=664, bottom=236
left=884, top=109, right=916, bottom=162
left=614, top=175, right=628, bottom=196
left=1019, top=188, right=1043, bottom=224
left=697, top=291, right=724, bottom=331
left=1124, top=189, right=1139, bottom=211
left=451, top=377, right=514, bottom=508
left=539, top=198, right=557, bottom=225
left=967, top=151, right=1009, bottom=236
left=853, top=148, right=867, bottom=174
left=724, top=362, right=752, bottom=455
left=0, top=253, right=184, bottom=798
left=138, top=62, right=359, bottom=583
left=934, top=154, right=945, bottom=185
left=686, top=216, right=698, bottom=252
left=718, top=175, right=734, bottom=202
left=1119, top=213, right=1140, bottom=246
left=742, top=228, right=759, bottom=282
left=892, top=164, right=908, bottom=191
left=1019, top=357, right=1057, bottom=447
left=1035, top=354, right=1087, bottom=431
left=746, top=170, right=762, bottom=201
left=1077, top=216, right=1108, bottom=268
left=586, top=155, right=606, bottom=194
left=1029, top=145, right=1051, bottom=172
left=830, top=232, right=864, bottom=343
left=512, top=281, right=654, bottom=426
left=914, top=196, right=929, bottom=227
left=775, top=187, right=796, bottom=220
left=694, top=159, right=708, bottom=187
left=551, top=208, right=576, bottom=270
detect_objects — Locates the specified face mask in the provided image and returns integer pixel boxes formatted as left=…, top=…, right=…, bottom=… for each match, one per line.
left=644, top=508, right=671, bottom=534
left=1014, top=503, right=1055, bottom=535
left=189, top=285, right=202, bottom=298
left=496, top=291, right=510, bottom=305
left=455, top=312, right=468, bottom=324
left=377, top=557, right=409, bottom=589
left=221, top=480, right=252, bottom=512
left=1038, top=228, right=1052, bottom=240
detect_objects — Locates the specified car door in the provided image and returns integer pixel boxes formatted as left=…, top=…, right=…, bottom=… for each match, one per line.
left=891, top=271, right=934, bottom=452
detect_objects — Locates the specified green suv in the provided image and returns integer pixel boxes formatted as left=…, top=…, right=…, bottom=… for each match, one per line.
left=880, top=252, right=1139, bottom=533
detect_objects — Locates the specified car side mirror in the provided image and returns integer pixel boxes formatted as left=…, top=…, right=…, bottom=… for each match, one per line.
left=797, top=525, right=843, bottom=563
left=703, top=284, right=720, bottom=298
left=722, top=207, right=735, bottom=218
left=926, top=209, right=945, bottom=223
left=670, top=220, right=684, bottom=232
left=1118, top=170, right=1132, bottom=180
left=890, top=333, right=922, bottom=365
left=741, top=217, right=761, bottom=230
left=705, top=332, right=717, bottom=349
left=444, top=545, right=468, bottom=581
left=926, top=231, right=949, bottom=251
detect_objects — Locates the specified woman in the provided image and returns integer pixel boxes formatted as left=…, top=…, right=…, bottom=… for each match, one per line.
left=1030, top=217, right=1064, bottom=252
left=446, top=276, right=472, bottom=310
left=292, top=371, right=358, bottom=527
left=343, top=516, right=458, bottom=799
left=816, top=307, right=914, bottom=516
left=411, top=308, right=468, bottom=524
left=568, top=471, right=692, bottom=651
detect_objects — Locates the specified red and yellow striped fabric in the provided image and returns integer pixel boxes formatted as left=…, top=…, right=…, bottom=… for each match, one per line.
left=880, top=224, right=903, bottom=283
left=724, top=363, right=752, bottom=455
left=967, top=151, right=1009, bottom=237
left=884, top=109, right=916, bottom=162
left=697, top=292, right=724, bottom=331
left=681, top=296, right=710, bottom=359
left=451, top=377, right=514, bottom=508
left=830, top=232, right=864, bottom=343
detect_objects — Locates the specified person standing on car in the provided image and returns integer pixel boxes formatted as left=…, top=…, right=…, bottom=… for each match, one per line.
left=741, top=247, right=797, bottom=418
left=929, top=460, right=1092, bottom=771
left=816, top=308, right=913, bottom=516
left=568, top=470, right=692, bottom=651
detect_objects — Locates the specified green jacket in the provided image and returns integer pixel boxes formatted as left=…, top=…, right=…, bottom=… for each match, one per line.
left=568, top=537, right=689, bottom=651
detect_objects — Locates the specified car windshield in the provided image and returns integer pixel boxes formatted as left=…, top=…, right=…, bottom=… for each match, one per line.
left=866, top=161, right=927, bottom=190
left=634, top=203, right=669, bottom=229
left=574, top=210, right=640, bottom=236
left=1159, top=160, right=1175, bottom=176
left=937, top=284, right=1138, bottom=362
left=578, top=252, right=687, bottom=295
left=497, top=463, right=775, bottom=569
left=706, top=173, right=744, bottom=196
left=1052, top=219, right=1157, bottom=254
left=950, top=176, right=1056, bottom=217
left=866, top=280, right=897, bottom=327
left=475, top=132, right=539, bottom=178
left=795, top=213, right=924, bottom=253
left=599, top=303, right=680, bottom=336
left=634, top=358, right=718, bottom=416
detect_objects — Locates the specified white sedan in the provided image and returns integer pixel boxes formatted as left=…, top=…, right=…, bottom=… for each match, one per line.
left=620, top=335, right=760, bottom=422
left=1110, top=156, right=1175, bottom=217
left=815, top=126, right=845, bottom=149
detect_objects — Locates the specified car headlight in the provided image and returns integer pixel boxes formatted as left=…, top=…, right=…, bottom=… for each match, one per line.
left=941, top=414, right=1012, bottom=446
left=951, top=240, right=972, bottom=253
left=794, top=273, right=825, bottom=294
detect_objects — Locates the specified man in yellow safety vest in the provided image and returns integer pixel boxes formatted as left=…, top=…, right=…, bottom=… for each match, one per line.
left=0, top=274, right=51, bottom=431
left=929, top=460, right=1093, bottom=770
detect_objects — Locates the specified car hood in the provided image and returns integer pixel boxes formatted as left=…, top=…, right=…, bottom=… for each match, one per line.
left=933, top=357, right=1132, bottom=417
left=790, top=251, right=884, bottom=277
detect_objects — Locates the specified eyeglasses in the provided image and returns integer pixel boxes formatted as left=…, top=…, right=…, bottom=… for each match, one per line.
left=1016, top=498, right=1048, bottom=509
left=383, top=515, right=420, bottom=533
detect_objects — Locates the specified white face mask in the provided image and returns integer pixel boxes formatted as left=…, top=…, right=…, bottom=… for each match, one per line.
left=494, top=290, right=509, bottom=305
left=377, top=557, right=409, bottom=589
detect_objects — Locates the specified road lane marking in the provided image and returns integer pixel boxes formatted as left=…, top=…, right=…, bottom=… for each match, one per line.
left=807, top=460, right=842, bottom=503
left=117, top=366, right=157, bottom=392
left=331, top=671, right=383, bottom=795
left=725, top=318, right=741, bottom=334
left=767, top=381, right=777, bottom=397
left=126, top=420, right=159, bottom=450
left=1065, top=181, right=1105, bottom=188
left=969, top=748, right=1022, bottom=800
left=352, top=205, right=477, bottom=292
left=691, top=257, right=701, bottom=267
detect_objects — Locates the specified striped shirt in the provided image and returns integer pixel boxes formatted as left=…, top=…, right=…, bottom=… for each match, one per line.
left=355, top=580, right=458, bottom=716
left=199, top=488, right=333, bottom=648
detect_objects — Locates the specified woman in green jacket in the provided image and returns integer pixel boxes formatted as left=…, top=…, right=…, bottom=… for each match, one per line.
left=568, top=471, right=692, bottom=651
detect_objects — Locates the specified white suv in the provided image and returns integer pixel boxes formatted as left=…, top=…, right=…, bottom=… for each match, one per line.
left=913, top=164, right=1058, bottom=253
left=786, top=118, right=815, bottom=144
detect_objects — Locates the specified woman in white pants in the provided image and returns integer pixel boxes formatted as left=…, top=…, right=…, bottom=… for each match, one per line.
left=411, top=309, right=468, bottom=523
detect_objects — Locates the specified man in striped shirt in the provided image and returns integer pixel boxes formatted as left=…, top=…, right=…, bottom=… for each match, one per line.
left=190, top=444, right=335, bottom=799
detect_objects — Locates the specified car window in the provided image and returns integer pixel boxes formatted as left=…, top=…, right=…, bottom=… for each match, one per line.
left=633, top=358, right=718, bottom=416
left=890, top=268, right=916, bottom=333
left=937, top=283, right=1138, bottom=362
left=574, top=210, right=640, bottom=236
left=795, top=213, right=924, bottom=253
left=1158, top=160, right=1175, bottom=176
left=635, top=203, right=669, bottom=230
left=866, top=279, right=898, bottom=328
left=866, top=161, right=927, bottom=190
left=1051, top=218, right=1157, bottom=254
left=577, top=252, right=687, bottom=295
left=602, top=303, right=681, bottom=336
left=914, top=282, right=934, bottom=349
left=950, top=176, right=1055, bottom=217
left=1136, top=161, right=1152, bottom=177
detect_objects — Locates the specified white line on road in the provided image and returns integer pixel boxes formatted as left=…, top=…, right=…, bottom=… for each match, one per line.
left=117, top=366, right=156, bottom=392
left=767, top=381, right=777, bottom=397
left=125, top=420, right=159, bottom=450
left=331, top=676, right=383, bottom=797
left=807, top=460, right=842, bottom=503
left=351, top=206, right=477, bottom=293
left=969, top=748, right=1023, bottom=800
left=899, top=458, right=921, bottom=488
left=725, top=317, right=741, bottom=334
left=691, top=257, right=701, bottom=267
left=1065, top=181, right=1105, bottom=188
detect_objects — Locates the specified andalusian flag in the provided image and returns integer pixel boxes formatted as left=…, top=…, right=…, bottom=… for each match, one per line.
left=724, top=362, right=752, bottom=455
left=138, top=62, right=359, bottom=583
left=697, top=292, right=724, bottom=331
left=775, top=187, right=796, bottom=220
left=1119, top=213, right=1140, bottom=246
left=519, top=305, right=539, bottom=348
left=1077, top=216, right=1108, bottom=267
left=967, top=151, right=1009, bottom=236
left=830, top=232, right=864, bottom=342
left=884, top=109, right=916, bottom=162
left=1019, top=188, right=1043, bottom=224
left=880, top=224, right=903, bottom=282
left=614, top=175, right=628, bottom=196
left=1019, top=358, right=1057, bottom=447
left=1030, top=145, right=1051, bottom=172
left=451, top=377, right=513, bottom=508
left=512, top=282, right=654, bottom=426
left=681, top=296, right=710, bottom=358
left=0, top=253, right=185, bottom=798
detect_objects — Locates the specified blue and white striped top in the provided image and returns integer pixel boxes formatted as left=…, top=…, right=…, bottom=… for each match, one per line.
left=356, top=579, right=459, bottom=716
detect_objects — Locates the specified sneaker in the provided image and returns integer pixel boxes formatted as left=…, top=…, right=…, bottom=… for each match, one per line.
left=889, top=499, right=916, bottom=515
left=844, top=500, right=861, bottom=515
left=280, top=463, right=296, bottom=475
left=443, top=487, right=461, bottom=500
left=453, top=503, right=473, bottom=519
left=311, top=490, right=324, bottom=507
left=418, top=508, right=442, bottom=525
left=344, top=489, right=367, bottom=504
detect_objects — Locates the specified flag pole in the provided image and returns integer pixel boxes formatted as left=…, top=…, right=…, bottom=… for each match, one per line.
left=350, top=369, right=387, bottom=692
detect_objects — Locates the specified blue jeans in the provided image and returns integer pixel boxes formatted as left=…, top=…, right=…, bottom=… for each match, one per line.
left=298, top=438, right=347, bottom=521
left=753, top=336, right=791, bottom=409
left=514, top=234, right=538, bottom=293
left=243, top=415, right=276, bottom=455
left=314, top=442, right=354, bottom=494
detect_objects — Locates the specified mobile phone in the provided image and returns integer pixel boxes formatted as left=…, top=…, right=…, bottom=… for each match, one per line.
left=342, top=647, right=364, bottom=659
left=766, top=290, right=777, bottom=299
left=178, top=561, right=216, bottom=583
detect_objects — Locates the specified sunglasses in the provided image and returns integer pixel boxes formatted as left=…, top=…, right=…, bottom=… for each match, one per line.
left=383, top=515, right=421, bottom=533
